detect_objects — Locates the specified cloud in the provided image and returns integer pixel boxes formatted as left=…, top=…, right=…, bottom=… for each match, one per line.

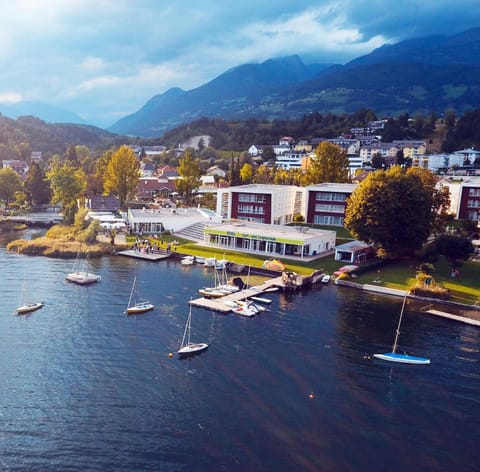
left=0, top=93, right=23, bottom=104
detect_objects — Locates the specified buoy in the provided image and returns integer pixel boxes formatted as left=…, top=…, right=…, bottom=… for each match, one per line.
left=168, top=352, right=173, bottom=358
left=308, top=393, right=314, bottom=399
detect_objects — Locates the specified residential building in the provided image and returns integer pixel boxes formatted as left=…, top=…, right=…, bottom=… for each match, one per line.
left=136, top=177, right=176, bottom=201
left=216, top=184, right=302, bottom=225
left=305, top=183, right=358, bottom=226
left=84, top=195, right=120, bottom=212
left=206, top=165, right=226, bottom=179
left=2, top=159, right=28, bottom=176
left=392, top=140, right=426, bottom=159
left=457, top=177, right=480, bottom=222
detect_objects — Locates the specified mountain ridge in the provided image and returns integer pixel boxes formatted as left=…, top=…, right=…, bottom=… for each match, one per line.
left=109, top=27, right=480, bottom=138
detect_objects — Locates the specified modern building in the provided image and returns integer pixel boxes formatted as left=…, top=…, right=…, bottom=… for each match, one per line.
left=457, top=177, right=480, bottom=222
left=216, top=184, right=303, bottom=225
left=305, top=183, right=358, bottom=226
left=203, top=221, right=336, bottom=259
left=127, top=207, right=222, bottom=235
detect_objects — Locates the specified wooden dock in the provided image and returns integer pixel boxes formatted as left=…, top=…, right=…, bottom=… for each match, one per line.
left=190, top=276, right=284, bottom=313
left=117, top=249, right=171, bottom=261
left=425, top=309, right=480, bottom=326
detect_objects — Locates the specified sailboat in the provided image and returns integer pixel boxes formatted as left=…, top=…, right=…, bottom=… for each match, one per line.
left=373, top=294, right=430, bottom=365
left=178, top=302, right=209, bottom=357
left=65, top=248, right=101, bottom=285
left=125, top=276, right=154, bottom=314
left=16, top=273, right=44, bottom=315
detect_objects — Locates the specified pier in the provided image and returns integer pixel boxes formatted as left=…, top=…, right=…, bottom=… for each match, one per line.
left=117, top=249, right=171, bottom=261
left=190, top=276, right=284, bottom=313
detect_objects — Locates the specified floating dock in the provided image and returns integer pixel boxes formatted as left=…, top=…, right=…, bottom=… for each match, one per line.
left=425, top=309, right=480, bottom=326
left=117, top=249, right=171, bottom=261
left=190, top=276, right=284, bottom=313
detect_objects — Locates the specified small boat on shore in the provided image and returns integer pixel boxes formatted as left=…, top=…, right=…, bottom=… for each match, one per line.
left=181, top=255, right=195, bottom=265
left=321, top=274, right=331, bottom=284
left=203, top=257, right=216, bottom=267
left=250, top=296, right=272, bottom=304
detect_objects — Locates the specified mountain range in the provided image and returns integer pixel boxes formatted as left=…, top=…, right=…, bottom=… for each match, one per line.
left=109, top=27, right=480, bottom=138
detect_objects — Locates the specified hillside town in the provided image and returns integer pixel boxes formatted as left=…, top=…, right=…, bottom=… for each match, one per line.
left=2, top=117, right=480, bottom=265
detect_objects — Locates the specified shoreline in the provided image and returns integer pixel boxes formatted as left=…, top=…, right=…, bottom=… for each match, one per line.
left=335, top=278, right=480, bottom=325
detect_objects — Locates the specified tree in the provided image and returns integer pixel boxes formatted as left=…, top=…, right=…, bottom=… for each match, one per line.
left=304, top=141, right=350, bottom=185
left=0, top=167, right=23, bottom=207
left=103, top=145, right=140, bottom=207
left=344, top=166, right=433, bottom=257
left=46, top=157, right=86, bottom=214
left=435, top=235, right=474, bottom=268
left=25, top=162, right=51, bottom=204
left=175, top=150, right=202, bottom=204
left=371, top=152, right=386, bottom=169
left=240, top=162, right=253, bottom=183
left=406, top=167, right=452, bottom=235
left=252, top=164, right=274, bottom=184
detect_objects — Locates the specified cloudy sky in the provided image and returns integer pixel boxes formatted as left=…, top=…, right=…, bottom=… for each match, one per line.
left=1, top=0, right=479, bottom=128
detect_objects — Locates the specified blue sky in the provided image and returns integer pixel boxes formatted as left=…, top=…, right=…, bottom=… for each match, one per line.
left=1, top=0, right=479, bottom=128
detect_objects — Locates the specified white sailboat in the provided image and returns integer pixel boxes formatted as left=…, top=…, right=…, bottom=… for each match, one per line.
left=66, top=249, right=101, bottom=285
left=125, top=276, right=154, bottom=314
left=16, top=273, right=44, bottom=315
left=178, top=303, right=209, bottom=357
left=373, top=295, right=430, bottom=365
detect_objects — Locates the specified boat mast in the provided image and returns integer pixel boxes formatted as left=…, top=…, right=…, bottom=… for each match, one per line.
left=392, top=294, right=408, bottom=353
left=181, top=304, right=192, bottom=348
left=127, top=276, right=136, bottom=309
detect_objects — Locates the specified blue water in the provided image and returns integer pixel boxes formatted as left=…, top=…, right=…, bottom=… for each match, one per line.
left=0, top=242, right=478, bottom=471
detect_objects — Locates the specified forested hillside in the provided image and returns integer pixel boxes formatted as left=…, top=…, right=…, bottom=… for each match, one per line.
left=0, top=115, right=127, bottom=161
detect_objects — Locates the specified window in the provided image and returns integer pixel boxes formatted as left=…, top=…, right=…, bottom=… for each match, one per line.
left=314, top=203, right=345, bottom=213
left=314, top=215, right=344, bottom=225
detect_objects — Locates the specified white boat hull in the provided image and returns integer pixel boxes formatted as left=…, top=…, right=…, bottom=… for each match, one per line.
left=178, top=342, right=209, bottom=357
left=373, top=352, right=431, bottom=364
left=16, top=302, right=44, bottom=314
left=126, top=303, right=154, bottom=314
left=66, top=272, right=101, bottom=285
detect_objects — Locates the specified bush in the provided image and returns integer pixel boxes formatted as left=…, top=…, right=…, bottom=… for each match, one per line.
left=411, top=286, right=450, bottom=300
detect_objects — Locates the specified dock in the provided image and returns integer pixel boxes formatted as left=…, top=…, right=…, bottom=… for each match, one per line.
left=117, top=249, right=171, bottom=261
left=425, top=309, right=480, bottom=326
left=190, top=276, right=284, bottom=313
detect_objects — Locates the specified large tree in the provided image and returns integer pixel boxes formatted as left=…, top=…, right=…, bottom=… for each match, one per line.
left=406, top=167, right=452, bottom=235
left=25, top=162, right=51, bottom=204
left=304, top=141, right=350, bottom=185
left=103, top=145, right=140, bottom=207
left=176, top=150, right=202, bottom=204
left=46, top=157, right=86, bottom=207
left=344, top=166, right=433, bottom=257
left=0, top=167, right=23, bottom=207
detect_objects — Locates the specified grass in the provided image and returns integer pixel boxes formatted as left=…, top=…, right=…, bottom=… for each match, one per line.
left=352, top=256, right=480, bottom=305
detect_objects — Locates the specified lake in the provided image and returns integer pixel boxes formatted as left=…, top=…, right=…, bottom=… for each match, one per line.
left=0, top=241, right=478, bottom=471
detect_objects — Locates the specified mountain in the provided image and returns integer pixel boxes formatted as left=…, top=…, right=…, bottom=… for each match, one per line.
left=109, top=56, right=334, bottom=137
left=0, top=100, right=87, bottom=124
left=109, top=28, right=480, bottom=138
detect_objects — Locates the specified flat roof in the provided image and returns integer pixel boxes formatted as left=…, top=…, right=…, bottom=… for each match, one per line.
left=220, top=184, right=299, bottom=193
left=205, top=221, right=335, bottom=243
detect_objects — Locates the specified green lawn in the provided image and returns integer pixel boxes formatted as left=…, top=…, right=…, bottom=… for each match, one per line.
left=353, top=256, right=480, bottom=305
